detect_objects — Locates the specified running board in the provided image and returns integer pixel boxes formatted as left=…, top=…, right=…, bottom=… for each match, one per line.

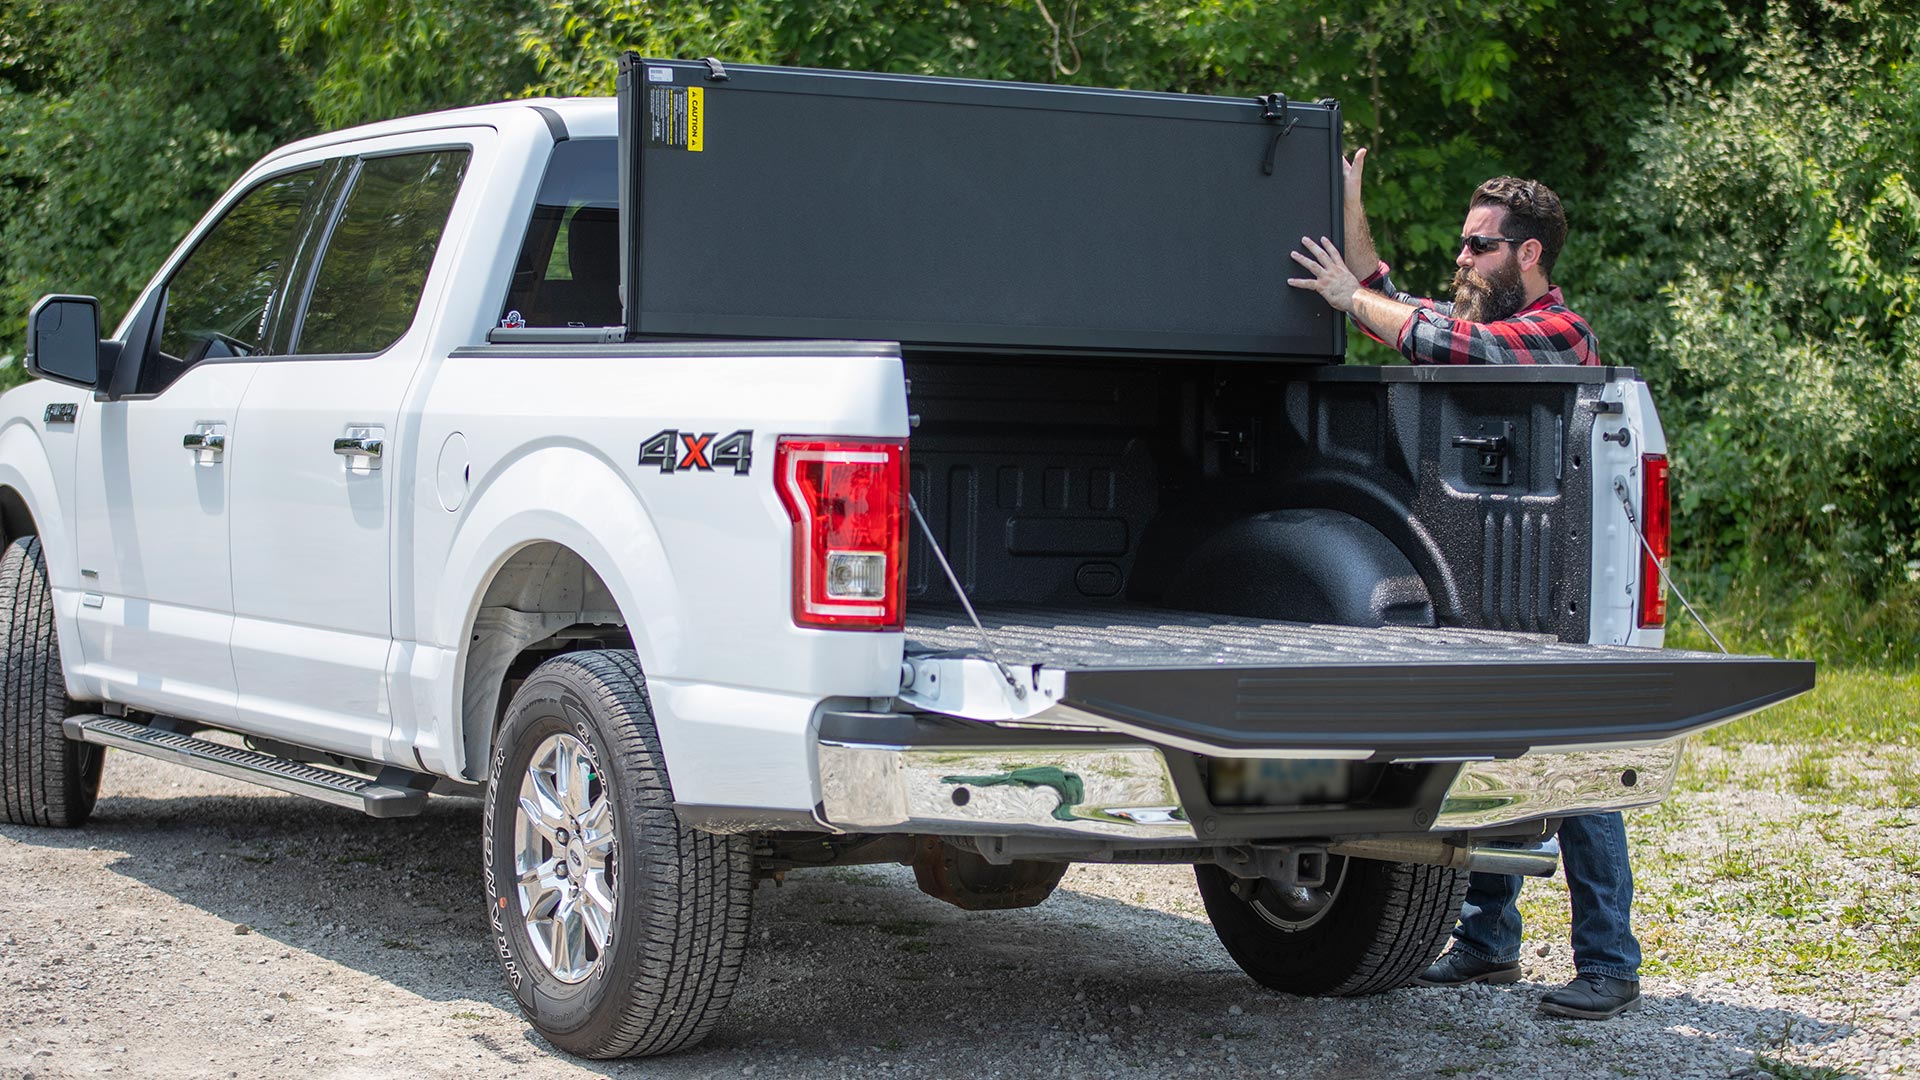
left=63, top=714, right=436, bottom=818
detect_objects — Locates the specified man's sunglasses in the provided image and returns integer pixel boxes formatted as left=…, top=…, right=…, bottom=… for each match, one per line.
left=1461, top=234, right=1528, bottom=255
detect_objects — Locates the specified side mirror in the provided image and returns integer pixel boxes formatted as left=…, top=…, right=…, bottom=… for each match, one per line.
left=25, top=295, right=106, bottom=390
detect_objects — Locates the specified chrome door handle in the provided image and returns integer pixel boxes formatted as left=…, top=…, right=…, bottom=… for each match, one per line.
left=182, top=432, right=227, bottom=452
left=333, top=436, right=383, bottom=459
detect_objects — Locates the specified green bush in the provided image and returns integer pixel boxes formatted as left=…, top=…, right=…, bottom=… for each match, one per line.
left=1584, top=4, right=1920, bottom=612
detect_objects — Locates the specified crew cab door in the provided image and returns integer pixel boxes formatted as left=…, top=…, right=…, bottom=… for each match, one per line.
left=226, top=137, right=478, bottom=757
left=71, top=165, right=327, bottom=723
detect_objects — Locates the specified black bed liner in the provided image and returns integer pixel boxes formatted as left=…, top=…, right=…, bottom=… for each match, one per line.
left=904, top=605, right=1815, bottom=760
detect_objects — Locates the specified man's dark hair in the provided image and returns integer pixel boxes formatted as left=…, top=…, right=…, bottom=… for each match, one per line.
left=1471, top=176, right=1567, bottom=277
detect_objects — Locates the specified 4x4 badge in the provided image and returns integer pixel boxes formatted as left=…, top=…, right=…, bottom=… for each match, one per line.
left=640, top=429, right=752, bottom=475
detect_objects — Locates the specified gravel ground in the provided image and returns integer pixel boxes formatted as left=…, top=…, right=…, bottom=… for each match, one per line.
left=1, top=744, right=1915, bottom=1079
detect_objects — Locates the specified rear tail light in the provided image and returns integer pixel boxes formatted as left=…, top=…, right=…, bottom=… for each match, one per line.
left=1639, top=454, right=1669, bottom=629
left=775, top=437, right=907, bottom=630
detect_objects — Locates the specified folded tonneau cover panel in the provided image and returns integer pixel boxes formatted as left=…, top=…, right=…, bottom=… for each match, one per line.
left=616, top=57, right=1344, bottom=359
left=903, top=605, right=1815, bottom=760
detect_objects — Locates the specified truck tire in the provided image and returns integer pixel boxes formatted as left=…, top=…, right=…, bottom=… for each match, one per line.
left=0, top=534, right=101, bottom=827
left=1194, top=855, right=1466, bottom=996
left=483, top=649, right=751, bottom=1058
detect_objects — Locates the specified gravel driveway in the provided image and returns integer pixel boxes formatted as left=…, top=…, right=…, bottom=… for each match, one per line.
left=1, top=745, right=1913, bottom=1079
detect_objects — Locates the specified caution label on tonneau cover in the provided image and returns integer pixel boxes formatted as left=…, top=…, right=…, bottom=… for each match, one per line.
left=648, top=86, right=704, bottom=152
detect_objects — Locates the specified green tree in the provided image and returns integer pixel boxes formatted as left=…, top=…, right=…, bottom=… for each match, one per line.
left=1584, top=1, right=1920, bottom=608
left=0, top=0, right=310, bottom=370
left=270, top=0, right=542, bottom=129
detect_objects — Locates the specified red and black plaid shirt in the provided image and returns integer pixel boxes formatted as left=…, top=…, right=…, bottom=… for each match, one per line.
left=1357, top=263, right=1600, bottom=366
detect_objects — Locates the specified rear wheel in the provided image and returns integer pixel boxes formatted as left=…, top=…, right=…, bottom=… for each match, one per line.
left=0, top=535, right=101, bottom=827
left=483, top=650, right=751, bottom=1058
left=1195, top=855, right=1466, bottom=996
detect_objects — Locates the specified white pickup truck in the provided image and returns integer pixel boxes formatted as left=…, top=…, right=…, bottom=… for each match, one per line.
left=2, top=60, right=1810, bottom=1059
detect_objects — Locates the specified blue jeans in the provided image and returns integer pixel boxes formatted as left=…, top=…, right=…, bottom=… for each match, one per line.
left=1450, top=811, right=1641, bottom=981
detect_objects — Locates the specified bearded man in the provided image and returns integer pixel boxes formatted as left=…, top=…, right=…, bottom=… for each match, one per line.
left=1287, top=154, right=1599, bottom=366
left=1289, top=158, right=1641, bottom=1021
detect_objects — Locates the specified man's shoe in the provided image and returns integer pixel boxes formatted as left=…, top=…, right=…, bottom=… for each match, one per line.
left=1537, top=973, right=1642, bottom=1020
left=1413, top=949, right=1522, bottom=987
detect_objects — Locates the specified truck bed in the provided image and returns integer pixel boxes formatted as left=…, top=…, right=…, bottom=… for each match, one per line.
left=903, top=604, right=1814, bottom=759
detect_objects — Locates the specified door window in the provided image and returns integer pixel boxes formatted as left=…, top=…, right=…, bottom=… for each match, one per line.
left=294, top=150, right=470, bottom=355
left=147, top=167, right=321, bottom=394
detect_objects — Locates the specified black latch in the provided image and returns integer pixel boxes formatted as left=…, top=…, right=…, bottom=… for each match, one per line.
left=1206, top=420, right=1261, bottom=475
left=1453, top=420, right=1517, bottom=485
left=1255, top=93, right=1296, bottom=176
left=699, top=56, right=731, bottom=82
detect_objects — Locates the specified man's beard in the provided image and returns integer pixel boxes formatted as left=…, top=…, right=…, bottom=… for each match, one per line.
left=1451, top=254, right=1529, bottom=322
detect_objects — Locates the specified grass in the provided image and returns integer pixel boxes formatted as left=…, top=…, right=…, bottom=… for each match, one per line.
left=1622, top=761, right=1920, bottom=982
left=1785, top=750, right=1831, bottom=794
left=1748, top=1059, right=1857, bottom=1080
left=1665, top=576, right=1920, bottom=670
left=1557, top=1033, right=1597, bottom=1049
left=1698, top=668, right=1919, bottom=747
left=1662, top=574, right=1918, bottom=749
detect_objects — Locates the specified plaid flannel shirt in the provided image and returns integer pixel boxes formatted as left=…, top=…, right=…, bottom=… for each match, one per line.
left=1357, top=263, right=1600, bottom=366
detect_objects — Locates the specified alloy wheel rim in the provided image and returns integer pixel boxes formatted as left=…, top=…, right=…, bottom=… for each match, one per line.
left=514, top=731, right=617, bottom=983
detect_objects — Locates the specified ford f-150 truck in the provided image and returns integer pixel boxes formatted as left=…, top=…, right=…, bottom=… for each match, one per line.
left=2, top=58, right=1811, bottom=1058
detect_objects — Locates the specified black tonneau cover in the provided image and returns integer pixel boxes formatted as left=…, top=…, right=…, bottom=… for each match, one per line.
left=614, top=55, right=1344, bottom=359
left=906, top=605, right=1814, bottom=760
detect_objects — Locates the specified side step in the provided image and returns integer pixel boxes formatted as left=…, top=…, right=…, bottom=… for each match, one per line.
left=63, top=714, right=436, bottom=818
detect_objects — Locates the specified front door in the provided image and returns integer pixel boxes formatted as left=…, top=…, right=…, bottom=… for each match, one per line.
left=71, top=166, right=325, bottom=723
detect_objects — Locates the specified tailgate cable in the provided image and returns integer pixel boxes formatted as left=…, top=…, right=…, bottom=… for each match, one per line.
left=906, top=494, right=1027, bottom=699
left=1612, top=477, right=1728, bottom=653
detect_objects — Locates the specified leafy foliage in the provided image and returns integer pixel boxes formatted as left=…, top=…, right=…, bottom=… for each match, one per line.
left=0, top=0, right=308, bottom=364
left=1583, top=2, right=1920, bottom=611
left=273, top=0, right=541, bottom=129
left=0, top=0, right=1914, bottom=642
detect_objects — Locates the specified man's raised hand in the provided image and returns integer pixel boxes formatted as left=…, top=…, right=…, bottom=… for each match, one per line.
left=1342, top=147, right=1379, bottom=272
left=1287, top=234, right=1360, bottom=313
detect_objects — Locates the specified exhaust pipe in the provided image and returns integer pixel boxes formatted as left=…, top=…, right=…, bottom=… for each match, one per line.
left=1328, top=837, right=1560, bottom=878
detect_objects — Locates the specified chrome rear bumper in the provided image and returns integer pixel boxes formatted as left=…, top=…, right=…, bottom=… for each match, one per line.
left=817, top=739, right=1194, bottom=839
left=1433, top=742, right=1681, bottom=829
left=815, top=725, right=1683, bottom=841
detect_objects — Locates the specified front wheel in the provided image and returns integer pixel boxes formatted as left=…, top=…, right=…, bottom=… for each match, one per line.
left=0, top=535, right=101, bottom=827
left=483, top=650, right=751, bottom=1058
left=1195, top=855, right=1466, bottom=996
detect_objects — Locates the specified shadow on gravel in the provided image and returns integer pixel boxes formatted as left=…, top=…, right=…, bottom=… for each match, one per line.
left=4, top=791, right=1857, bottom=1078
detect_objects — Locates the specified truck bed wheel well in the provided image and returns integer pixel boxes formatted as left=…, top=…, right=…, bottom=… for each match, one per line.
left=1157, top=508, right=1434, bottom=628
left=461, top=542, right=632, bottom=779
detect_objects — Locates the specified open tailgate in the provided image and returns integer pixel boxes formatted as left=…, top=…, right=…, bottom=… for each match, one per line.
left=899, top=605, right=1814, bottom=761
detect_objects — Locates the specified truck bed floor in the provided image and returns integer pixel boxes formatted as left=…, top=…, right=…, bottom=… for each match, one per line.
left=903, top=603, right=1705, bottom=670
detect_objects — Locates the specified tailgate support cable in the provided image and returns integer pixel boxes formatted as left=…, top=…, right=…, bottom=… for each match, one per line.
left=907, top=494, right=1027, bottom=700
left=1613, top=477, right=1728, bottom=653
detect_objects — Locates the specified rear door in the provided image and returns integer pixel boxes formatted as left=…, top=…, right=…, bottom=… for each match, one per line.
left=226, top=135, right=480, bottom=757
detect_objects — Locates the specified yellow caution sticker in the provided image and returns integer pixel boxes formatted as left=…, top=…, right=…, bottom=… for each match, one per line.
left=646, top=86, right=706, bottom=152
